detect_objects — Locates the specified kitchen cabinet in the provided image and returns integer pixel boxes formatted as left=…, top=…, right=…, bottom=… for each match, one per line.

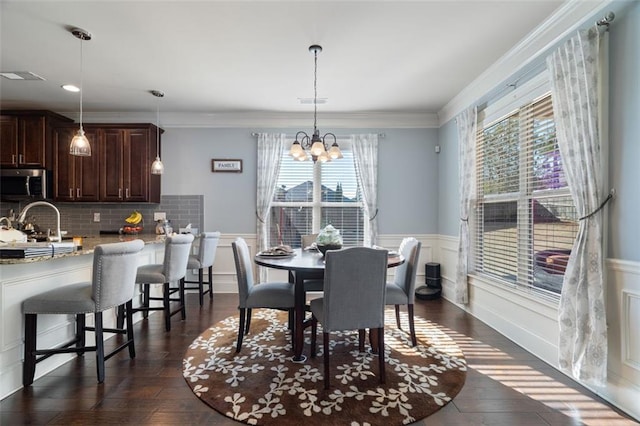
left=52, top=123, right=161, bottom=203
left=101, top=126, right=159, bottom=202
left=52, top=126, right=100, bottom=202
left=0, top=110, right=72, bottom=168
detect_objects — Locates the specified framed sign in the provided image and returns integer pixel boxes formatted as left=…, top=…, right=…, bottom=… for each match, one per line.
left=212, top=159, right=243, bottom=173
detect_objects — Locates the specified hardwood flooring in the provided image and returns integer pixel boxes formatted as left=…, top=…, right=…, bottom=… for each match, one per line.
left=1, top=293, right=637, bottom=425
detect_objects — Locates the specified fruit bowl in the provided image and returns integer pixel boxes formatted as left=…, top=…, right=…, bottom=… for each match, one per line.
left=122, top=211, right=143, bottom=234
left=317, top=243, right=342, bottom=257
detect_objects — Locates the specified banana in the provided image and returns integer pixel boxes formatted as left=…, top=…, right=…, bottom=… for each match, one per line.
left=125, top=211, right=142, bottom=224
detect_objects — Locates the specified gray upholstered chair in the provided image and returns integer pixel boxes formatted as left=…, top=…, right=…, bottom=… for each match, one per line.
left=131, top=233, right=194, bottom=331
left=385, top=237, right=421, bottom=346
left=22, top=239, right=145, bottom=386
left=231, top=237, right=295, bottom=353
left=184, top=232, right=220, bottom=306
left=310, top=246, right=388, bottom=389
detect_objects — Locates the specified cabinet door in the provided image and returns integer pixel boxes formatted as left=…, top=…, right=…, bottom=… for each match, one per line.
left=101, top=129, right=125, bottom=201
left=19, top=116, right=46, bottom=167
left=0, top=116, right=19, bottom=167
left=75, top=127, right=100, bottom=202
left=52, top=126, right=100, bottom=201
left=53, top=127, right=76, bottom=201
left=124, top=129, right=150, bottom=202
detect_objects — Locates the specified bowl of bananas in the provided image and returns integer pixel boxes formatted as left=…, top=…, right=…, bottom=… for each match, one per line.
left=122, top=211, right=143, bottom=234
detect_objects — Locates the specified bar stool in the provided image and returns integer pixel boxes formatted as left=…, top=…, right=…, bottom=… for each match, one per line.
left=22, top=239, right=145, bottom=386
left=129, top=233, right=194, bottom=331
left=183, top=231, right=220, bottom=306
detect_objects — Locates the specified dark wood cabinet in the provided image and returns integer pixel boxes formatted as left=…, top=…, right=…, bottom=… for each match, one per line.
left=52, top=123, right=161, bottom=203
left=0, top=111, right=72, bottom=168
left=52, top=126, right=100, bottom=202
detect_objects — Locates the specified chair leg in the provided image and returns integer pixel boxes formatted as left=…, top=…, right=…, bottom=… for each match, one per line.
left=23, top=313, right=37, bottom=387
left=395, top=305, right=401, bottom=330
left=125, top=300, right=136, bottom=358
left=323, top=332, right=330, bottom=390
left=76, top=313, right=86, bottom=355
left=179, top=278, right=186, bottom=320
left=94, top=312, right=105, bottom=383
left=287, top=309, right=294, bottom=331
left=407, top=304, right=417, bottom=346
left=198, top=269, right=204, bottom=306
left=310, top=316, right=317, bottom=357
left=236, top=308, right=246, bottom=353
left=208, top=266, right=214, bottom=300
left=163, top=282, right=171, bottom=331
left=142, top=284, right=150, bottom=319
left=358, top=329, right=366, bottom=352
left=245, top=308, right=252, bottom=335
left=377, top=326, right=386, bottom=384
left=116, top=305, right=125, bottom=329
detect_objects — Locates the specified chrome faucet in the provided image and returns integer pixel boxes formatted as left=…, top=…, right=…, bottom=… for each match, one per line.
left=17, top=201, right=62, bottom=243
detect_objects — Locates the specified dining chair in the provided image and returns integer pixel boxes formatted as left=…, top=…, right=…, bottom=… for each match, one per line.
left=22, top=239, right=144, bottom=386
left=232, top=237, right=295, bottom=353
left=309, top=246, right=388, bottom=389
left=299, top=233, right=323, bottom=292
left=184, top=231, right=220, bottom=306
left=385, top=237, right=421, bottom=346
left=128, top=233, right=194, bottom=331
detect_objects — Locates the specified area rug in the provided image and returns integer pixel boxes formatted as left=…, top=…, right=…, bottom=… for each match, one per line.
left=183, top=309, right=466, bottom=425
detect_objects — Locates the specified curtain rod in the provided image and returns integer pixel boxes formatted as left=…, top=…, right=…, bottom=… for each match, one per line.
left=251, top=132, right=385, bottom=138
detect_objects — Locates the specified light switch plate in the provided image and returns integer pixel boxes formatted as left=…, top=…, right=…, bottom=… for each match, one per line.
left=93, top=212, right=100, bottom=222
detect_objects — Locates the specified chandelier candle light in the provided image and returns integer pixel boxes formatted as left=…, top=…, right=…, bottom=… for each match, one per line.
left=69, top=28, right=92, bottom=157
left=150, top=90, right=164, bottom=175
left=289, top=45, right=342, bottom=163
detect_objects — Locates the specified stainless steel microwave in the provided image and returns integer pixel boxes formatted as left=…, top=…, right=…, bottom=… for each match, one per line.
left=0, top=168, right=51, bottom=201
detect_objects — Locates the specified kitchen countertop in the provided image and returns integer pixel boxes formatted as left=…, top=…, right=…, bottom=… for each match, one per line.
left=0, top=234, right=166, bottom=265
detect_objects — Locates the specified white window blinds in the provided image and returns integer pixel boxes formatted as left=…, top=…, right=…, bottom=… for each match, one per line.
left=475, top=93, right=578, bottom=296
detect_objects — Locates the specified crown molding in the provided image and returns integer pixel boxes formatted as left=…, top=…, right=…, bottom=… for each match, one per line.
left=71, top=111, right=439, bottom=129
left=438, top=0, right=616, bottom=125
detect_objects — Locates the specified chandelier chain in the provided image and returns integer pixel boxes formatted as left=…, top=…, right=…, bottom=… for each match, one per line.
left=313, top=48, right=318, bottom=132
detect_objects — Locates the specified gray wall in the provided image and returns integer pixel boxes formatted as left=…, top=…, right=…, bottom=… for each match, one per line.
left=436, top=0, right=640, bottom=263
left=161, top=127, right=438, bottom=235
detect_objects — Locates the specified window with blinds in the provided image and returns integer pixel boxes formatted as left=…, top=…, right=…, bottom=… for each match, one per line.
left=475, top=93, right=577, bottom=296
left=269, top=141, right=365, bottom=248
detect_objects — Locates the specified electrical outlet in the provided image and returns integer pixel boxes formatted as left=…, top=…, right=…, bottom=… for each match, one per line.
left=93, top=212, right=100, bottom=222
left=154, top=212, right=166, bottom=221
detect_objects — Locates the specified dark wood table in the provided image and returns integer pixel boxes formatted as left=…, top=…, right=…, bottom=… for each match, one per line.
left=255, top=248, right=404, bottom=362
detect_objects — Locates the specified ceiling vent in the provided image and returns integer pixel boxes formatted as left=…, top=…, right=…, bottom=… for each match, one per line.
left=0, top=71, right=45, bottom=81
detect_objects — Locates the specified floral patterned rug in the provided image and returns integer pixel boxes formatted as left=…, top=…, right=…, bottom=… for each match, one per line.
left=183, top=309, right=467, bottom=425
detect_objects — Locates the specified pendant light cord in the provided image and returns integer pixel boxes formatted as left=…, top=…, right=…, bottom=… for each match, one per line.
left=79, top=35, right=84, bottom=130
left=156, top=103, right=160, bottom=155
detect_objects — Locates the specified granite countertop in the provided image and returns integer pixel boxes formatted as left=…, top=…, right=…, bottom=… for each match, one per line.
left=0, top=234, right=166, bottom=265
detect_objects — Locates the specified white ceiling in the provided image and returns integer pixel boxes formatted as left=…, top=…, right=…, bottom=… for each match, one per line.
left=1, top=1, right=566, bottom=122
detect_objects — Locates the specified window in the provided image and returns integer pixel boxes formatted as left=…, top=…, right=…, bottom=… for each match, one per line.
left=269, top=140, right=365, bottom=248
left=475, top=92, right=578, bottom=296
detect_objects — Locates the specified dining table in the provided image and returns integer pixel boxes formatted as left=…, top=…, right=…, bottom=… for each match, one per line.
left=254, top=247, right=404, bottom=362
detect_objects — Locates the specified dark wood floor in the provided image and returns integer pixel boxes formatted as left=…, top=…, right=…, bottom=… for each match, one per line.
left=1, top=293, right=637, bottom=425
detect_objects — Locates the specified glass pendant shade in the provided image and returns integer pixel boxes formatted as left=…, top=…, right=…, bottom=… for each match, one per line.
left=289, top=141, right=304, bottom=158
left=151, top=156, right=164, bottom=175
left=69, top=128, right=91, bottom=156
left=328, top=142, right=343, bottom=159
left=310, top=140, right=326, bottom=157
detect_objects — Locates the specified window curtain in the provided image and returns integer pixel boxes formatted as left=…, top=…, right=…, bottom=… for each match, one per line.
left=256, top=133, right=286, bottom=282
left=455, top=107, right=477, bottom=305
left=351, top=134, right=379, bottom=247
left=546, top=27, right=607, bottom=386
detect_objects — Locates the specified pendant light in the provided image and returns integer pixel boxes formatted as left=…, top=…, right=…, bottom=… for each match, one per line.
left=150, top=90, right=164, bottom=175
left=69, top=28, right=92, bottom=157
left=289, top=45, right=342, bottom=163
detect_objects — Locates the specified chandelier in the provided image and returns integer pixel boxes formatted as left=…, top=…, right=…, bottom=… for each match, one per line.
left=289, top=45, right=342, bottom=163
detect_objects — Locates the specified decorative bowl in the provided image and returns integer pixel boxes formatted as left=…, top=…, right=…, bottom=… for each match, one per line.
left=316, top=243, right=342, bottom=257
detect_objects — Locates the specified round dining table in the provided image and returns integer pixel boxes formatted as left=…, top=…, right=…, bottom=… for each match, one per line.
left=254, top=247, right=404, bottom=362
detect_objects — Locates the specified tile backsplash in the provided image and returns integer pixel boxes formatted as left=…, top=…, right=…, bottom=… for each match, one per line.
left=0, top=195, right=203, bottom=237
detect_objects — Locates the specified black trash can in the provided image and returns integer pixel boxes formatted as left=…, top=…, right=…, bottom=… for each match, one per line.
left=415, top=262, right=442, bottom=300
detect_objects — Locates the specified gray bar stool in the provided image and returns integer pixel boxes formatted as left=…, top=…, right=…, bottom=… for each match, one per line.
left=129, top=233, right=194, bottom=331
left=22, top=239, right=145, bottom=386
left=183, top=231, right=220, bottom=306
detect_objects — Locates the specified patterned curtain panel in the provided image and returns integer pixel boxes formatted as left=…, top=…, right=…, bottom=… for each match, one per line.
left=455, top=107, right=477, bottom=305
left=256, top=133, right=286, bottom=282
left=547, top=27, right=607, bottom=386
left=351, top=134, right=379, bottom=247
